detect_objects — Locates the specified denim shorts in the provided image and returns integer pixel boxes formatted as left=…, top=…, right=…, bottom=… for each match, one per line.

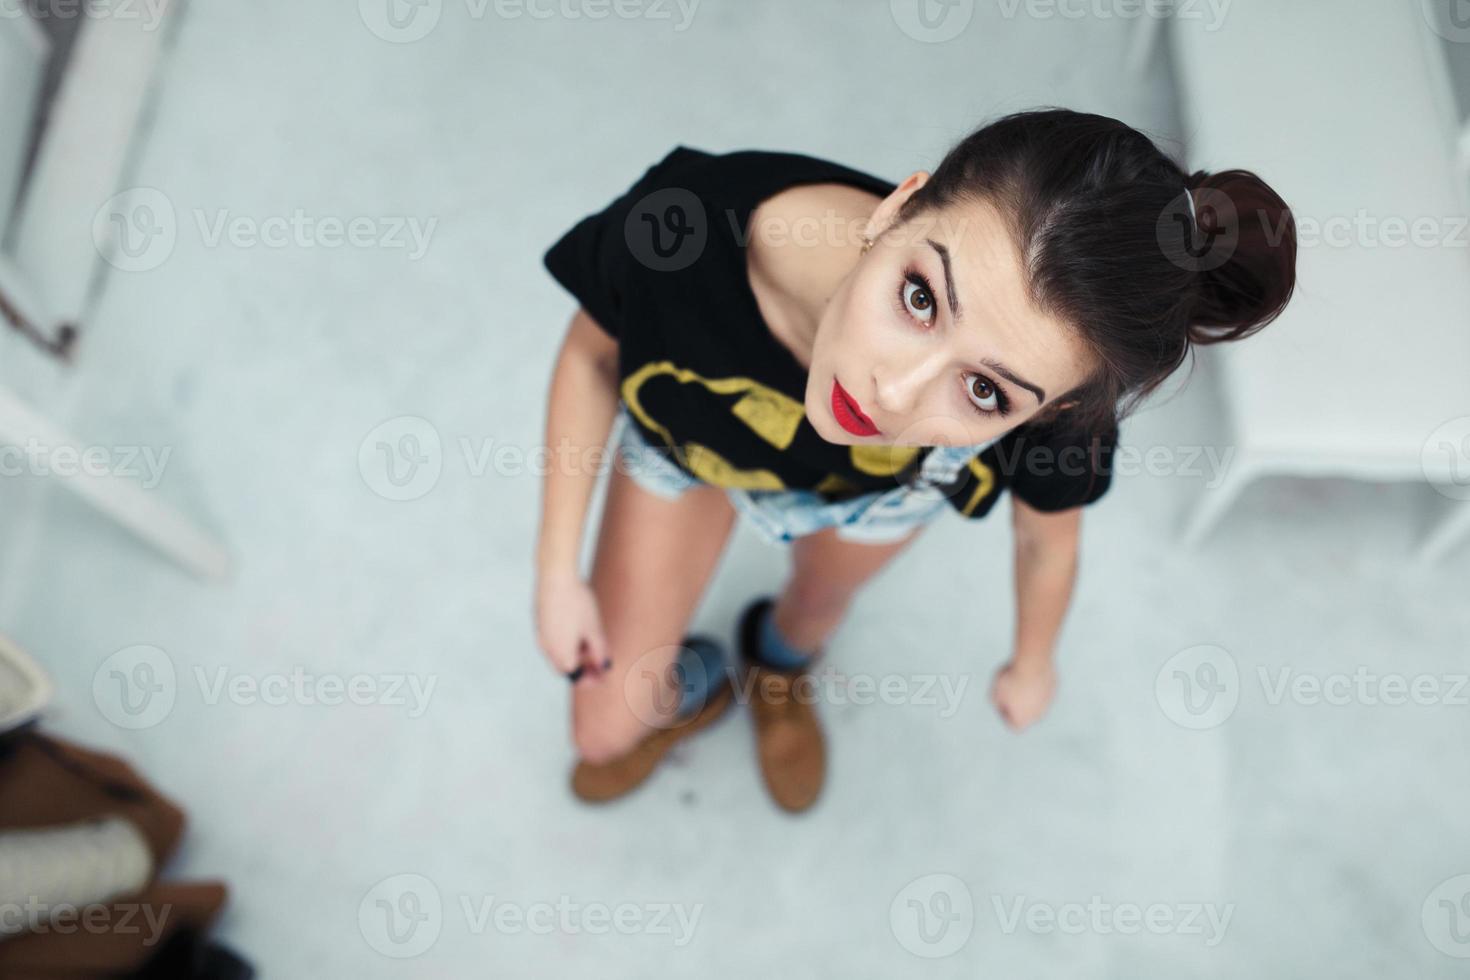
left=613, top=402, right=998, bottom=546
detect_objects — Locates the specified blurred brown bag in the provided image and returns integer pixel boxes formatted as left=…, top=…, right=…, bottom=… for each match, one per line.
left=0, top=728, right=231, bottom=978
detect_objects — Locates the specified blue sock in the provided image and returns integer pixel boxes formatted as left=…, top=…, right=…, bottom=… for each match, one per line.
left=674, top=638, right=729, bottom=719
left=754, top=602, right=816, bottom=670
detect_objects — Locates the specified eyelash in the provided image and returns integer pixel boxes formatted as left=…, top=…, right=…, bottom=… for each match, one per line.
left=895, top=267, right=1013, bottom=419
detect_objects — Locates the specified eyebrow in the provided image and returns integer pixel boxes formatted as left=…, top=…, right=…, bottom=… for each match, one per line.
left=925, top=238, right=1047, bottom=406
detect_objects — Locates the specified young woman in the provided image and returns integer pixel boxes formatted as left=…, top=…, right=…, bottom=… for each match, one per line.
left=534, top=108, right=1297, bottom=812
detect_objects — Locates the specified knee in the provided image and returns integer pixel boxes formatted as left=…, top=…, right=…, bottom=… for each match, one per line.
left=572, top=702, right=648, bottom=766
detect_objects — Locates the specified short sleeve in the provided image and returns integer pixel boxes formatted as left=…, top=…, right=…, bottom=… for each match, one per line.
left=541, top=146, right=695, bottom=340
left=1004, top=417, right=1118, bottom=512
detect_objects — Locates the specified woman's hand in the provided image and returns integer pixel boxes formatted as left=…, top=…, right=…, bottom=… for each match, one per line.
left=989, top=657, right=1057, bottom=731
left=534, top=569, right=611, bottom=683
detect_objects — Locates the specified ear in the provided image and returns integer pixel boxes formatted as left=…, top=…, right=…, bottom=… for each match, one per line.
left=864, top=171, right=930, bottom=243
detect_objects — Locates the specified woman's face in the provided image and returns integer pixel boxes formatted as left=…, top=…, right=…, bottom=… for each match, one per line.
left=805, top=179, right=1095, bottom=448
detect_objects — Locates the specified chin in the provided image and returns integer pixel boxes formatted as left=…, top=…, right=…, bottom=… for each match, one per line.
left=804, top=385, right=849, bottom=446
left=817, top=422, right=855, bottom=446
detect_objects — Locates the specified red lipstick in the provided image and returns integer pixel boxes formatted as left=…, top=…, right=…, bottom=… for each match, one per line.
left=831, top=378, right=881, bottom=437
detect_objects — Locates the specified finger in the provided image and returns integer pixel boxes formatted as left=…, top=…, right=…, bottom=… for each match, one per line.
left=575, top=639, right=612, bottom=682
left=585, top=631, right=613, bottom=678
left=573, top=638, right=595, bottom=677
left=546, top=645, right=579, bottom=678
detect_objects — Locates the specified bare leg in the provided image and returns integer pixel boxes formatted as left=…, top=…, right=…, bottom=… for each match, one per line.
left=572, top=467, right=737, bottom=764
left=772, top=525, right=923, bottom=654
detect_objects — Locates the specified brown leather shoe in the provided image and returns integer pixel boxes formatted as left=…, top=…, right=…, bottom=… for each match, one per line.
left=736, top=597, right=826, bottom=813
left=570, top=644, right=734, bottom=804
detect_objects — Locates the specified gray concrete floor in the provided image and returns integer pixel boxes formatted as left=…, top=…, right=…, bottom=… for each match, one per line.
left=1, top=1, right=1467, bottom=977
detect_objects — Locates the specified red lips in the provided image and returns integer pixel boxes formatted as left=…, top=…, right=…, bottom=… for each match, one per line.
left=831, top=378, right=880, bottom=437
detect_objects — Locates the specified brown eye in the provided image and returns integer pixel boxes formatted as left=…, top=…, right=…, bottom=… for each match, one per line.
left=965, top=374, right=1000, bottom=413
left=902, top=279, right=935, bottom=324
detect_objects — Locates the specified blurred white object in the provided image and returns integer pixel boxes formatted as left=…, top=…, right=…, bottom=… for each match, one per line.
left=0, top=386, right=232, bottom=581
left=1170, top=1, right=1470, bottom=561
left=8, top=0, right=178, bottom=330
left=0, top=817, right=154, bottom=938
left=0, top=2, right=55, bottom=340
left=0, top=9, right=47, bottom=240
left=0, top=632, right=51, bottom=734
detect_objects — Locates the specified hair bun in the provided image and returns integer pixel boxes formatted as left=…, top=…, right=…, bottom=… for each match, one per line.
left=1180, top=168, right=1297, bottom=345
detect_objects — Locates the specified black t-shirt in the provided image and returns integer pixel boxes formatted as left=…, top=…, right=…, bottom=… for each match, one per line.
left=542, top=144, right=1116, bottom=518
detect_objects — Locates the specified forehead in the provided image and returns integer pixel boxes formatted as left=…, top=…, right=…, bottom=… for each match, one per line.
left=915, top=197, right=1093, bottom=400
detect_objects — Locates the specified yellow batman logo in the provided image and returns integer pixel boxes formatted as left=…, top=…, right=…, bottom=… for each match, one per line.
left=959, top=455, right=996, bottom=515
left=620, top=359, right=923, bottom=493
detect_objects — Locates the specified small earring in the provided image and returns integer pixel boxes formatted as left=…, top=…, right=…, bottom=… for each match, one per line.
left=860, top=235, right=874, bottom=255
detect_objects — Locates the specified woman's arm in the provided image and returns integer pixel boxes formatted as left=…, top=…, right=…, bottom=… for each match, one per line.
left=536, top=307, right=620, bottom=578
left=989, top=498, right=1081, bottom=731
left=533, top=308, right=621, bottom=678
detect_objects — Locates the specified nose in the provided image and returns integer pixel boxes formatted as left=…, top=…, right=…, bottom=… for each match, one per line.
left=871, top=347, right=948, bottom=419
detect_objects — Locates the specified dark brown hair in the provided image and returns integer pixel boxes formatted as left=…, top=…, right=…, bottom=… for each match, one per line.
left=894, top=107, right=1298, bottom=437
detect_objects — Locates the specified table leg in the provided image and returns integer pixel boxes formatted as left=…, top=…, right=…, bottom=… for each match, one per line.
left=0, top=384, right=230, bottom=582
